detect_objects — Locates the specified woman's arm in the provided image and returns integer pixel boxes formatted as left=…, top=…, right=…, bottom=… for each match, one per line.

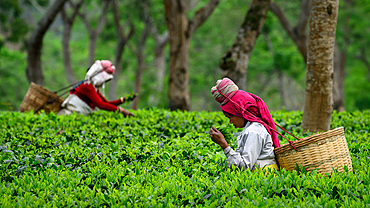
left=97, top=91, right=122, bottom=106
left=224, top=130, right=263, bottom=171
left=79, top=84, right=120, bottom=111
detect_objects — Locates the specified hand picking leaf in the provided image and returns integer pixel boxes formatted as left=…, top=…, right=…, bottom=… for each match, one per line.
left=214, top=124, right=234, bottom=144
left=125, top=93, right=138, bottom=102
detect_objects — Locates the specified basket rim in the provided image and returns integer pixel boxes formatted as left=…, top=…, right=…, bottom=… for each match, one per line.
left=274, top=126, right=345, bottom=153
left=19, top=82, right=65, bottom=113
left=30, top=82, right=55, bottom=94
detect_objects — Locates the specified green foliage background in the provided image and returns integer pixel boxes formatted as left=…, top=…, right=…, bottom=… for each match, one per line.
left=0, top=0, right=369, bottom=111
left=0, top=110, right=369, bottom=206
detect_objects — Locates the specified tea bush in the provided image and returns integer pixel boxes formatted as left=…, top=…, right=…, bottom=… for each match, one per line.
left=0, top=109, right=369, bottom=207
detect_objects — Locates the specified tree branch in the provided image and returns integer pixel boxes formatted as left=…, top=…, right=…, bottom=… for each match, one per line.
left=269, top=1, right=308, bottom=62
left=269, top=2, right=295, bottom=40
left=188, top=0, right=220, bottom=34
left=96, top=0, right=110, bottom=36
left=355, top=47, right=370, bottom=71
left=294, top=0, right=310, bottom=36
left=28, top=0, right=46, bottom=14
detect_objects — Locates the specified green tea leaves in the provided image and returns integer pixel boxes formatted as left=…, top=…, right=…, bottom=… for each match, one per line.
left=0, top=110, right=369, bottom=206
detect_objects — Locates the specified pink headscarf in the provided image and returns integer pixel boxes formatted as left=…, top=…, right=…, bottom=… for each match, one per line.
left=211, top=78, right=239, bottom=105
left=211, top=78, right=280, bottom=148
left=100, top=60, right=116, bottom=74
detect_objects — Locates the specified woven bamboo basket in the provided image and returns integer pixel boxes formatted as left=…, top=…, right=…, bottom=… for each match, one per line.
left=19, top=82, right=64, bottom=114
left=274, top=127, right=352, bottom=174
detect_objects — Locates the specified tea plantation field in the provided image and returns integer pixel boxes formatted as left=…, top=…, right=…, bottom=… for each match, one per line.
left=0, top=109, right=369, bottom=207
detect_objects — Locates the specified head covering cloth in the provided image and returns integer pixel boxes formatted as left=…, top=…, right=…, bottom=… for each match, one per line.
left=84, top=60, right=116, bottom=92
left=211, top=78, right=281, bottom=148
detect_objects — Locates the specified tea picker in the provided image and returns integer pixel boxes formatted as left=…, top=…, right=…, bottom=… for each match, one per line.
left=210, top=78, right=279, bottom=172
left=20, top=60, right=137, bottom=117
left=209, top=78, right=352, bottom=174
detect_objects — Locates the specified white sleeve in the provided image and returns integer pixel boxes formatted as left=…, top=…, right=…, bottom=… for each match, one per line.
left=223, top=131, right=263, bottom=171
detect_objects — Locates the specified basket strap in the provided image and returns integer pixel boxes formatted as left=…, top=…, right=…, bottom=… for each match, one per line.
left=53, top=79, right=85, bottom=94
left=216, top=87, right=300, bottom=150
left=34, top=84, right=73, bottom=114
left=34, top=91, right=54, bottom=113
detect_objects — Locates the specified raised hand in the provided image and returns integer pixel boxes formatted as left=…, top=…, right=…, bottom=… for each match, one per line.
left=209, top=126, right=229, bottom=150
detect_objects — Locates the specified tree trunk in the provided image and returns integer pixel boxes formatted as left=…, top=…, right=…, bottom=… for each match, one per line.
left=302, top=0, right=339, bottom=132
left=356, top=47, right=370, bottom=71
left=132, top=18, right=151, bottom=110
left=164, top=0, right=191, bottom=111
left=271, top=0, right=347, bottom=112
left=61, top=0, right=83, bottom=84
left=164, top=0, right=220, bottom=111
left=333, top=44, right=346, bottom=112
left=108, top=0, right=135, bottom=100
left=154, top=31, right=169, bottom=96
left=263, top=30, right=287, bottom=109
left=25, top=0, right=69, bottom=85
left=79, top=0, right=109, bottom=66
left=148, top=30, right=169, bottom=106
left=219, top=0, right=271, bottom=90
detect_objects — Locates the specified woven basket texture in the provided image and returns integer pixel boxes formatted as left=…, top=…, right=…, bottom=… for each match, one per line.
left=274, top=127, right=352, bottom=174
left=19, top=82, right=64, bottom=114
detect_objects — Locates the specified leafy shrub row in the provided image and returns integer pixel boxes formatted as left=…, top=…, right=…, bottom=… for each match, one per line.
left=0, top=109, right=369, bottom=207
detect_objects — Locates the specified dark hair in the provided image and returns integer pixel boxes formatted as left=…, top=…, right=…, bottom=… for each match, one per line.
left=222, top=110, right=234, bottom=117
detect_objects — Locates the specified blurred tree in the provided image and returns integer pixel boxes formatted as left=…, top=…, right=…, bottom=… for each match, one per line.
left=61, top=0, right=84, bottom=84
left=269, top=0, right=309, bottom=63
left=78, top=0, right=109, bottom=66
left=270, top=0, right=348, bottom=112
left=164, top=0, right=220, bottom=111
left=262, top=27, right=287, bottom=109
left=108, top=0, right=135, bottom=100
left=219, top=0, right=271, bottom=90
left=144, top=0, right=169, bottom=107
left=148, top=29, right=169, bottom=106
left=131, top=1, right=151, bottom=110
left=0, top=48, right=28, bottom=110
left=302, top=0, right=338, bottom=132
left=0, top=0, right=29, bottom=48
left=1, top=0, right=368, bottom=112
left=25, top=0, right=69, bottom=85
left=334, top=0, right=370, bottom=111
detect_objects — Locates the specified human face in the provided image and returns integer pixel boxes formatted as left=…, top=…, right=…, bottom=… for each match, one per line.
left=223, top=111, right=246, bottom=128
left=91, top=71, right=113, bottom=88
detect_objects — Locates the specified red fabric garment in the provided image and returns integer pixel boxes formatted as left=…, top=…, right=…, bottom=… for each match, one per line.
left=72, top=83, right=121, bottom=111
left=221, top=90, right=281, bottom=148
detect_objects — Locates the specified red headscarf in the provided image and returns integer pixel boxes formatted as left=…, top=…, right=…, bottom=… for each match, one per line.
left=211, top=78, right=281, bottom=148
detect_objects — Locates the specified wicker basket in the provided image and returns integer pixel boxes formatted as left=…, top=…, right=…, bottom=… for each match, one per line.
left=19, top=82, right=64, bottom=114
left=274, top=127, right=352, bottom=174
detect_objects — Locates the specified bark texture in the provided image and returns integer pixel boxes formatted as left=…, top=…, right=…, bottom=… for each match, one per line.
left=164, top=0, right=220, bottom=111
left=302, top=0, right=339, bottom=132
left=26, top=0, right=69, bottom=85
left=219, top=0, right=271, bottom=90
left=270, top=0, right=346, bottom=112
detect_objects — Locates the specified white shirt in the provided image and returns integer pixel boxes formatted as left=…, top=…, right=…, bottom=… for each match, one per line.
left=223, top=121, right=277, bottom=171
left=60, top=94, right=94, bottom=115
